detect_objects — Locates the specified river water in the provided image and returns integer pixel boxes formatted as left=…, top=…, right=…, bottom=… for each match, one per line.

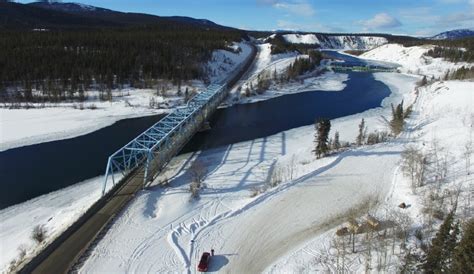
left=0, top=53, right=394, bottom=209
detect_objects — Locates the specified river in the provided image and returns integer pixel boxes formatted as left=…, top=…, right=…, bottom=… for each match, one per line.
left=0, top=53, right=394, bottom=209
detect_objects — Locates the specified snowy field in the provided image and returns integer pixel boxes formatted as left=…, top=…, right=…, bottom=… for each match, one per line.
left=0, top=42, right=252, bottom=152
left=78, top=72, right=420, bottom=273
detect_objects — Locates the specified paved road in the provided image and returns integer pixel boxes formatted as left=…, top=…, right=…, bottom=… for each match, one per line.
left=29, top=171, right=143, bottom=274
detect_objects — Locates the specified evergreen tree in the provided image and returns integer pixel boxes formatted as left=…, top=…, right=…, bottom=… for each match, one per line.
left=423, top=209, right=459, bottom=273
left=356, top=118, right=366, bottom=146
left=333, top=131, right=341, bottom=151
left=451, top=219, right=474, bottom=273
left=313, top=118, right=331, bottom=158
left=390, top=101, right=405, bottom=135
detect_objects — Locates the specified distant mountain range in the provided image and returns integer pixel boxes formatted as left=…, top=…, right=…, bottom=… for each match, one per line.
left=0, top=1, right=228, bottom=29
left=430, top=28, right=474, bottom=40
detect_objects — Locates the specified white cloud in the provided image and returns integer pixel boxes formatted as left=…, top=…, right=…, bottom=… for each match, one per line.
left=274, top=2, right=315, bottom=16
left=276, top=20, right=332, bottom=32
left=258, top=0, right=315, bottom=17
left=359, top=13, right=402, bottom=30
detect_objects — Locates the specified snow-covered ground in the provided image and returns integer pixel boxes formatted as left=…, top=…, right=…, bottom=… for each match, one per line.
left=227, top=43, right=348, bottom=104
left=0, top=42, right=253, bottom=272
left=77, top=42, right=472, bottom=273
left=0, top=175, right=117, bottom=273
left=283, top=34, right=387, bottom=50
left=78, top=72, right=420, bottom=273
left=236, top=72, right=348, bottom=104
left=0, top=42, right=252, bottom=152
left=360, top=44, right=473, bottom=78
left=3, top=39, right=472, bottom=273
left=266, top=79, right=473, bottom=273
left=0, top=89, right=174, bottom=152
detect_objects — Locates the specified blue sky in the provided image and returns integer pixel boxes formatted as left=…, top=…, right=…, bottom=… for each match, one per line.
left=18, top=0, right=474, bottom=36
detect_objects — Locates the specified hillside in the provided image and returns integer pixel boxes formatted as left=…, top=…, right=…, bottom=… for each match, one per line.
left=282, top=33, right=387, bottom=50
left=430, top=28, right=474, bottom=40
left=0, top=1, right=228, bottom=29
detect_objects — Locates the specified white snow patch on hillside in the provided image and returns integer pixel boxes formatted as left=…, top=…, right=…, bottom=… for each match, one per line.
left=283, top=33, right=320, bottom=44
left=283, top=34, right=387, bottom=50
left=206, top=42, right=253, bottom=84
left=360, top=44, right=474, bottom=78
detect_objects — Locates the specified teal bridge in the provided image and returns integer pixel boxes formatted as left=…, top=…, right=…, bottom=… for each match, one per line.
left=330, top=64, right=397, bottom=73
left=102, top=84, right=226, bottom=195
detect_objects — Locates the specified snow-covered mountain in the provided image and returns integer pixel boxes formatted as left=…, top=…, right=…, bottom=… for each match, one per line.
left=282, top=33, right=387, bottom=50
left=430, top=28, right=474, bottom=40
left=29, top=1, right=109, bottom=13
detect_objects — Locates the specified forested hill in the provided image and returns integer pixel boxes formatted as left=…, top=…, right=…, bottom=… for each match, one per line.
left=0, top=2, right=246, bottom=103
left=0, top=1, right=229, bottom=30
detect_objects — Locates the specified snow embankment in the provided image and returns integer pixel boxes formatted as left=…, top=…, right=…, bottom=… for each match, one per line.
left=206, top=42, right=253, bottom=84
left=283, top=34, right=387, bottom=50
left=360, top=43, right=473, bottom=78
left=0, top=42, right=252, bottom=151
left=0, top=175, right=116, bottom=273
left=78, top=72, right=420, bottom=273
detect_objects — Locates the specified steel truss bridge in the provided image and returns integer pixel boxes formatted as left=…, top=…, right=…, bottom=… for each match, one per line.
left=329, top=63, right=397, bottom=73
left=102, top=84, right=226, bottom=195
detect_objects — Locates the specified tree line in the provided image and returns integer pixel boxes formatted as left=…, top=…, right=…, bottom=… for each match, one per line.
left=0, top=26, right=244, bottom=102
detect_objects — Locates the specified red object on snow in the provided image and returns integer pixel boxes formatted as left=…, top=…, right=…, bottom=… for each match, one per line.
left=198, top=252, right=211, bottom=272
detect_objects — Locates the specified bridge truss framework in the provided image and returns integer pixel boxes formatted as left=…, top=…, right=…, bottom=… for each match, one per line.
left=102, top=84, right=226, bottom=195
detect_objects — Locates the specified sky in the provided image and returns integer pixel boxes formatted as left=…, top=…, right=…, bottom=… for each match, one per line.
left=17, top=0, right=474, bottom=36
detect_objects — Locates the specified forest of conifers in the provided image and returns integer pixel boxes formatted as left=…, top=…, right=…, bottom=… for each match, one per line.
left=0, top=25, right=244, bottom=102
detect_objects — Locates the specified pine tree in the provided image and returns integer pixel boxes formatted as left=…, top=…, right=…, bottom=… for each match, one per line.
left=451, top=219, right=474, bottom=273
left=313, top=118, right=331, bottom=158
left=356, top=118, right=366, bottom=146
left=333, top=131, right=341, bottom=151
left=390, top=101, right=405, bottom=135
left=423, top=209, right=458, bottom=273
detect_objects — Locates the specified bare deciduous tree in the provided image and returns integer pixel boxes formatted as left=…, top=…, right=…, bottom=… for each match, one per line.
left=401, top=146, right=427, bottom=192
left=31, top=224, right=47, bottom=244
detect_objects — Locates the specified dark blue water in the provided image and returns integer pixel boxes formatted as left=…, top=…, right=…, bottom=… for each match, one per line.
left=0, top=52, right=393, bottom=209
left=0, top=115, right=164, bottom=209
left=322, top=50, right=399, bottom=69
left=182, top=72, right=390, bottom=151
